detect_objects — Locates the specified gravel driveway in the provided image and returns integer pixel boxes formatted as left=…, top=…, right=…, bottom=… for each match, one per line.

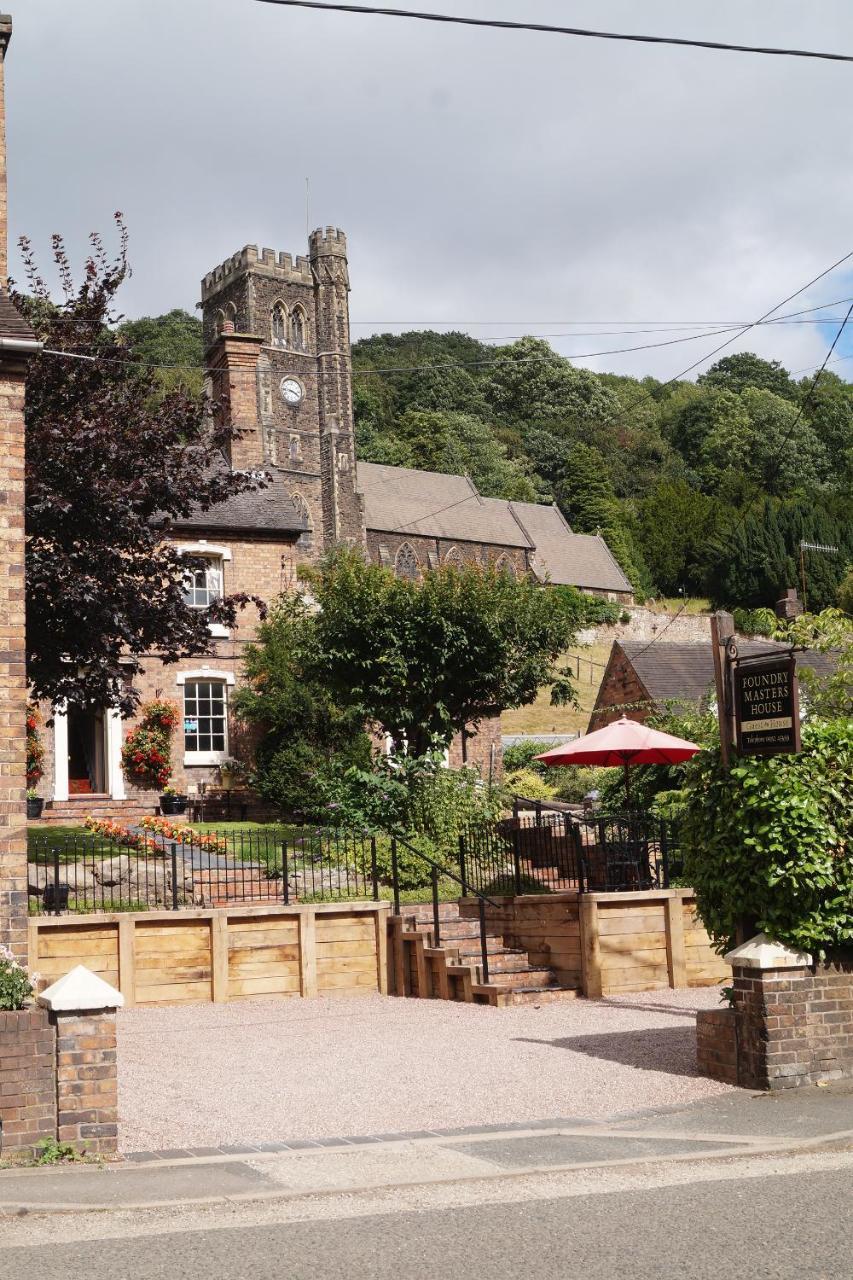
left=118, top=988, right=734, bottom=1153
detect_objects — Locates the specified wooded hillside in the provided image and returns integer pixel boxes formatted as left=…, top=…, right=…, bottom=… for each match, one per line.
left=126, top=312, right=853, bottom=610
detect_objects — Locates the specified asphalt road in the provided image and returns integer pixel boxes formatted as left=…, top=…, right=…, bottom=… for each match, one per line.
left=1, top=1164, right=849, bottom=1280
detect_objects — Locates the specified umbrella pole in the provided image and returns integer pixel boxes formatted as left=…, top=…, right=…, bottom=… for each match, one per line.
left=623, top=762, right=631, bottom=809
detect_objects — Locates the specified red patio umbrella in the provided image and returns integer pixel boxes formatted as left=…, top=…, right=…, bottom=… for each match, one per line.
left=535, top=715, right=700, bottom=805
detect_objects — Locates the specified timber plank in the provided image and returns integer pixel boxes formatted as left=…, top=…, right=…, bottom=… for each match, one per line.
left=228, top=944, right=300, bottom=965
left=318, top=970, right=378, bottom=990
left=315, top=939, right=376, bottom=959
left=135, top=949, right=212, bottom=971
left=135, top=980, right=212, bottom=1004
left=316, top=954, right=377, bottom=975
left=599, top=931, right=666, bottom=952
left=37, top=935, right=119, bottom=959
left=600, top=947, right=668, bottom=970
left=136, top=966, right=211, bottom=986
left=228, top=975, right=301, bottom=996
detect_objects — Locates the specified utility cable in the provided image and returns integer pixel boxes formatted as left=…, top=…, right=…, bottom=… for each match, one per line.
left=252, top=0, right=853, bottom=65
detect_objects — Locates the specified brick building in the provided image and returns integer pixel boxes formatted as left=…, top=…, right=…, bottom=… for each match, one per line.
left=589, top=640, right=836, bottom=731
left=0, top=16, right=40, bottom=956
left=37, top=230, right=632, bottom=819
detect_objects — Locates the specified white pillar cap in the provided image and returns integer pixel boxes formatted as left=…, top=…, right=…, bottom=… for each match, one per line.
left=37, top=964, right=124, bottom=1011
left=724, top=932, right=813, bottom=971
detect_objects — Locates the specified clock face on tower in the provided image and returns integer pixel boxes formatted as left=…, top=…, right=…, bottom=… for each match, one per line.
left=280, top=377, right=303, bottom=405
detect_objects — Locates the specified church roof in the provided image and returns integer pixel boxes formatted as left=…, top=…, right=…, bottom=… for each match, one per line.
left=356, top=460, right=634, bottom=595
left=356, top=461, right=532, bottom=548
left=509, top=501, right=633, bottom=595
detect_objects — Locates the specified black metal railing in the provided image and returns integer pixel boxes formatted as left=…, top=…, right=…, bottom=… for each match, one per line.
left=27, top=826, right=380, bottom=916
left=459, top=811, right=681, bottom=896
left=388, top=833, right=499, bottom=985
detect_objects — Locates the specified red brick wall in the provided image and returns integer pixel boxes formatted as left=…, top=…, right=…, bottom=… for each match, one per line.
left=55, top=1010, right=118, bottom=1155
left=588, top=641, right=652, bottom=731
left=698, top=959, right=853, bottom=1090
left=696, top=1007, right=738, bottom=1085
left=0, top=1007, right=56, bottom=1157
left=0, top=364, right=29, bottom=961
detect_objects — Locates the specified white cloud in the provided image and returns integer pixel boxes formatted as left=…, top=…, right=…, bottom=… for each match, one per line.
left=8, top=0, right=853, bottom=379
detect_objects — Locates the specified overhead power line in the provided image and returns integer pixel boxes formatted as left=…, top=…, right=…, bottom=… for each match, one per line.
left=252, top=0, right=853, bottom=64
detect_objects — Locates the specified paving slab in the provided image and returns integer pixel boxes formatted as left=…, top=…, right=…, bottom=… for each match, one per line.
left=608, top=1079, right=853, bottom=1141
left=450, top=1132, right=738, bottom=1169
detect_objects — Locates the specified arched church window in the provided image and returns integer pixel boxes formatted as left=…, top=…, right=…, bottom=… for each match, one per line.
left=395, top=543, right=419, bottom=580
left=289, top=435, right=302, bottom=462
left=495, top=554, right=516, bottom=579
left=444, top=546, right=463, bottom=568
left=271, top=302, right=288, bottom=348
left=291, top=306, right=307, bottom=352
left=224, top=301, right=238, bottom=332
left=214, top=309, right=226, bottom=337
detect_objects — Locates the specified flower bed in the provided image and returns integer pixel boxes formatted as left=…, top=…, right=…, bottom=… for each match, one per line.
left=138, top=816, right=228, bottom=854
left=84, top=816, right=159, bottom=853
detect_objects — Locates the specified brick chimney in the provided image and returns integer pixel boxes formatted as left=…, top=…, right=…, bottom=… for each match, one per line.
left=774, top=588, right=804, bottom=622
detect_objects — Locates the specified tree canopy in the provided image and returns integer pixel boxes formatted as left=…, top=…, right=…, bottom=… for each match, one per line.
left=302, top=549, right=581, bottom=757
left=15, top=218, right=262, bottom=714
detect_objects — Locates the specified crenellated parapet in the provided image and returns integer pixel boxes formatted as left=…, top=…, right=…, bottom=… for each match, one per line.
left=309, top=226, right=347, bottom=259
left=201, top=244, right=313, bottom=301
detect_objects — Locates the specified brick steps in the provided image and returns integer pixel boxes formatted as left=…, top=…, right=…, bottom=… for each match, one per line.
left=36, top=798, right=157, bottom=826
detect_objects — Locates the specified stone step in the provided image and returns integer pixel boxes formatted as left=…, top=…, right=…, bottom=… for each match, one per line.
left=492, top=985, right=581, bottom=1007
left=482, top=967, right=558, bottom=990
left=471, top=952, right=536, bottom=975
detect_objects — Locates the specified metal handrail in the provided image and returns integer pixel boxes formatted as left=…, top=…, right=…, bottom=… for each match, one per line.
left=387, top=832, right=500, bottom=985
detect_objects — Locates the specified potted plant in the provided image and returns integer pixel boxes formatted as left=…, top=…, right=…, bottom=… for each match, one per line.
left=26, top=788, right=44, bottom=820
left=218, top=758, right=244, bottom=792
left=159, top=785, right=187, bottom=816
left=26, top=705, right=45, bottom=817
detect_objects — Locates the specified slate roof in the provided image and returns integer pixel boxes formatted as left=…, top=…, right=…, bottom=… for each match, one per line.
left=620, top=641, right=837, bottom=705
left=0, top=291, right=37, bottom=342
left=510, top=501, right=633, bottom=594
left=356, top=461, right=532, bottom=548
left=169, top=471, right=307, bottom=537
left=356, top=461, right=634, bottom=594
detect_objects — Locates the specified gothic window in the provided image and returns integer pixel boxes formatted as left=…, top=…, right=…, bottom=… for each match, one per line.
left=444, top=546, right=463, bottom=568
left=224, top=301, right=237, bottom=331
left=291, top=305, right=307, bottom=352
left=395, top=542, right=419, bottom=580
left=214, top=309, right=226, bottom=337
left=291, top=492, right=313, bottom=550
left=494, top=554, right=516, bottom=579
left=289, top=435, right=302, bottom=462
left=271, top=301, right=288, bottom=348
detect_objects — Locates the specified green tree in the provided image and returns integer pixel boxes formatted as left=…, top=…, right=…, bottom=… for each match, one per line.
left=393, top=410, right=536, bottom=500
left=554, top=443, right=651, bottom=593
left=232, top=595, right=371, bottom=816
left=698, top=351, right=797, bottom=401
left=481, top=337, right=617, bottom=428
left=633, top=479, right=720, bottom=595
left=304, top=549, right=580, bottom=757
left=118, top=308, right=204, bottom=396
left=839, top=566, right=853, bottom=616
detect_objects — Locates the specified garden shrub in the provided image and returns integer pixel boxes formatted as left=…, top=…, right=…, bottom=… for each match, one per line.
left=26, top=704, right=44, bottom=789
left=0, top=945, right=34, bottom=1011
left=482, top=872, right=549, bottom=897
left=503, top=767, right=555, bottom=802
left=682, top=719, right=853, bottom=955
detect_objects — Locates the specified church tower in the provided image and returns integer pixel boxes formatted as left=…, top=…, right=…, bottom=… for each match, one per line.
left=200, top=227, right=365, bottom=553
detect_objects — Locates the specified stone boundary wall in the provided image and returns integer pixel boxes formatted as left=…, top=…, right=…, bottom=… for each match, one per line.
left=0, top=1005, right=117, bottom=1160
left=577, top=608, right=717, bottom=648
left=699, top=958, right=853, bottom=1090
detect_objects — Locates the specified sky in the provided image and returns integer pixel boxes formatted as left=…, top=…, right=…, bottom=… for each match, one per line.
left=8, top=0, right=853, bottom=381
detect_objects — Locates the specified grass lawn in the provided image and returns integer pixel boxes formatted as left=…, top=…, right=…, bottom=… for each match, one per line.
left=27, top=824, right=141, bottom=861
left=502, top=643, right=614, bottom=737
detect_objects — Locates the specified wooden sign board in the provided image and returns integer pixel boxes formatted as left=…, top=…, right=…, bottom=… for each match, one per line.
left=734, top=656, right=800, bottom=756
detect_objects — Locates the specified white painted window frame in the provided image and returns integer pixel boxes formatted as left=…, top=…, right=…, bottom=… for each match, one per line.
left=175, top=542, right=232, bottom=638
left=177, top=669, right=236, bottom=766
